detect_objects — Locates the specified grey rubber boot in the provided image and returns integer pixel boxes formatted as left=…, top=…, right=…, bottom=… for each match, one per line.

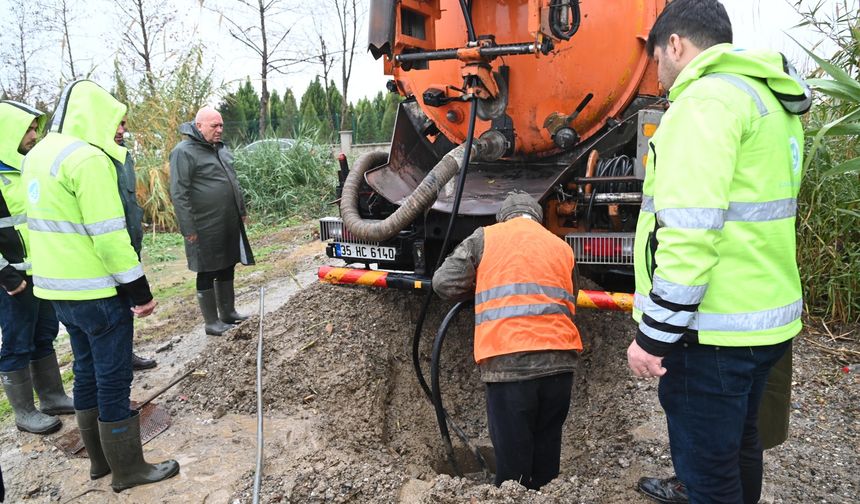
left=0, top=368, right=62, bottom=434
left=214, top=280, right=249, bottom=323
left=75, top=407, right=111, bottom=480
left=30, top=352, right=74, bottom=415
left=98, top=411, right=180, bottom=492
left=196, top=289, right=233, bottom=336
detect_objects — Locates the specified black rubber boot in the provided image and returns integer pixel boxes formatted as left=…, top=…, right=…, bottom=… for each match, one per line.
left=637, top=476, right=689, bottom=503
left=131, top=353, right=157, bottom=371
left=29, top=352, right=74, bottom=415
left=98, top=411, right=180, bottom=492
left=214, top=280, right=249, bottom=323
left=75, top=407, right=110, bottom=480
left=196, top=289, right=233, bottom=336
left=0, top=368, right=61, bottom=434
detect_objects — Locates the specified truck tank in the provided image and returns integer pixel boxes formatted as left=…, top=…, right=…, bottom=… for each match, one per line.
left=321, top=0, right=667, bottom=290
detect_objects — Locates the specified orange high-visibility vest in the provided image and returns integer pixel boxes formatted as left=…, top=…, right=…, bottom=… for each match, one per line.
left=473, top=217, right=582, bottom=363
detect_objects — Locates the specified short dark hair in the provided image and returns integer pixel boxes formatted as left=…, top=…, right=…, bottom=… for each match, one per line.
left=646, top=0, right=733, bottom=57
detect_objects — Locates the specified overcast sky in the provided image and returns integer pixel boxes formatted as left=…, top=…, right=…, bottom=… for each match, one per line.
left=0, top=0, right=851, bottom=105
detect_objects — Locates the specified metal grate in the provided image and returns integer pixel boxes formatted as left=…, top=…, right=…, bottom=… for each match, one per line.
left=565, top=232, right=635, bottom=265
left=319, top=217, right=381, bottom=246
left=54, top=402, right=172, bottom=458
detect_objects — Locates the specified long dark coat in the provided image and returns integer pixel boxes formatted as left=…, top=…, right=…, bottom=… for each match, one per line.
left=168, top=122, right=254, bottom=272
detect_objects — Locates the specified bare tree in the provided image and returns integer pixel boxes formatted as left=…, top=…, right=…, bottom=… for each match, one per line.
left=38, top=0, right=82, bottom=81
left=114, top=0, right=176, bottom=95
left=314, top=0, right=362, bottom=130
left=0, top=3, right=45, bottom=102
left=210, top=0, right=311, bottom=137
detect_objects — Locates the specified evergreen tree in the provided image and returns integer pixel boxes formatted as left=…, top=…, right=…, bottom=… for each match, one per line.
left=281, top=89, right=299, bottom=138
left=326, top=80, right=343, bottom=133
left=219, top=77, right=261, bottom=143
left=353, top=98, right=378, bottom=143
left=300, top=101, right=324, bottom=141
left=380, top=92, right=402, bottom=142
left=300, top=78, right=333, bottom=141
left=269, top=89, right=284, bottom=136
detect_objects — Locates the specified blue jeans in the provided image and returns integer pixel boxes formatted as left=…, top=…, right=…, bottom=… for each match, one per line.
left=486, top=372, right=573, bottom=489
left=0, top=279, right=60, bottom=372
left=52, top=295, right=133, bottom=422
left=659, top=339, right=791, bottom=504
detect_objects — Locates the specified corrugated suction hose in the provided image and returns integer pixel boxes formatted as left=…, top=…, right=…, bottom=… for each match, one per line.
left=340, top=142, right=488, bottom=242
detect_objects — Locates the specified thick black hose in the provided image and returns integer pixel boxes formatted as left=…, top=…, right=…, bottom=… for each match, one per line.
left=431, top=301, right=489, bottom=478
left=411, top=99, right=485, bottom=471
left=458, top=0, right=477, bottom=42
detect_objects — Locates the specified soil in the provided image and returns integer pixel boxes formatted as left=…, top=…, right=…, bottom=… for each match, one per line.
left=0, top=224, right=857, bottom=503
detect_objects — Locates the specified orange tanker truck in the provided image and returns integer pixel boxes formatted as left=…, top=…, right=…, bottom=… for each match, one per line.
left=320, top=0, right=666, bottom=300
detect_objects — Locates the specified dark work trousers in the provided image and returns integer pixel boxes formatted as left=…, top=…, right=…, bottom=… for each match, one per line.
left=52, top=294, right=134, bottom=422
left=485, top=372, right=573, bottom=489
left=659, top=339, right=791, bottom=504
left=196, top=265, right=235, bottom=291
left=0, top=280, right=59, bottom=372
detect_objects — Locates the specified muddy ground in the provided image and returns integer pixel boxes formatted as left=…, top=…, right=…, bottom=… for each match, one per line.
left=1, top=226, right=857, bottom=503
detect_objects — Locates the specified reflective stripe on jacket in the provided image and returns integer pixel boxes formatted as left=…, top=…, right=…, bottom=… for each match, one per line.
left=632, top=45, right=807, bottom=350
left=474, top=217, right=582, bottom=363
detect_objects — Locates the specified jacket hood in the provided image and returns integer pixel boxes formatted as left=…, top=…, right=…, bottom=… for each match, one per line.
left=179, top=121, right=212, bottom=145
left=670, top=43, right=812, bottom=115
left=50, top=80, right=127, bottom=163
left=0, top=100, right=46, bottom=170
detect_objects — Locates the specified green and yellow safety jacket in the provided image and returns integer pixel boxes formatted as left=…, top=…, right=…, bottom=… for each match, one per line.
left=0, top=100, right=45, bottom=291
left=633, top=44, right=811, bottom=355
left=22, top=80, right=152, bottom=304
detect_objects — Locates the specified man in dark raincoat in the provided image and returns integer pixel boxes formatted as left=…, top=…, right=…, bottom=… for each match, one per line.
left=169, top=106, right=255, bottom=336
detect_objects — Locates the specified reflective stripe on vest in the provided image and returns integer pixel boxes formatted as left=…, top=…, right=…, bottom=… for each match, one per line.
left=0, top=174, right=10, bottom=185
left=50, top=140, right=88, bottom=176
left=475, top=282, right=576, bottom=307
left=34, top=264, right=144, bottom=291
left=705, top=73, right=769, bottom=116
left=475, top=299, right=574, bottom=326
left=0, top=214, right=26, bottom=228
left=28, top=216, right=126, bottom=236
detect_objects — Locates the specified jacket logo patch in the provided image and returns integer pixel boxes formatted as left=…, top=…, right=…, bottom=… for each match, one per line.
left=27, top=179, right=40, bottom=203
left=789, top=137, right=801, bottom=175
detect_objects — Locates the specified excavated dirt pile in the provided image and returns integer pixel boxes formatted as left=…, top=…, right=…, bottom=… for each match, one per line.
left=175, top=283, right=859, bottom=504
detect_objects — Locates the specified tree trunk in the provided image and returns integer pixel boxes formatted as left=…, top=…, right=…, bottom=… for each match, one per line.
left=258, top=0, right=269, bottom=137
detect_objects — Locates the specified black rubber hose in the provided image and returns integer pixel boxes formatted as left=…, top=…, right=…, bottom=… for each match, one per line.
left=411, top=98, right=486, bottom=471
left=431, top=301, right=468, bottom=476
left=459, top=0, right=477, bottom=42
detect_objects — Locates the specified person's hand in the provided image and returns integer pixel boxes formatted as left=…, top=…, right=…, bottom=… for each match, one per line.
left=242, top=215, right=249, bottom=225
left=6, top=279, right=26, bottom=296
left=627, top=339, right=667, bottom=378
left=131, top=299, right=157, bottom=318
left=185, top=233, right=198, bottom=243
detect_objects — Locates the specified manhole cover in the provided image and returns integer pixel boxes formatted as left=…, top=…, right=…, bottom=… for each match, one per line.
left=54, top=402, right=172, bottom=458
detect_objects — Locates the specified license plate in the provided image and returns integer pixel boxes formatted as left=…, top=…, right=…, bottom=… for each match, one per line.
left=334, top=242, right=396, bottom=261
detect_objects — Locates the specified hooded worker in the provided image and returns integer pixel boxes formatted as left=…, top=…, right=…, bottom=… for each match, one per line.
left=23, top=80, right=179, bottom=491
left=0, top=100, right=74, bottom=435
left=432, top=191, right=582, bottom=490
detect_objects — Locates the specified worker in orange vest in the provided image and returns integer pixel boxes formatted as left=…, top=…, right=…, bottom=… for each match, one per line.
left=433, top=191, right=582, bottom=489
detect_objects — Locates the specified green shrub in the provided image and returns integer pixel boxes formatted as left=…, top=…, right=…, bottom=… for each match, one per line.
left=232, top=134, right=338, bottom=221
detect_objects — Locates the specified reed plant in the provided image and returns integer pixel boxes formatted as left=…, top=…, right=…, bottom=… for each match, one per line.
left=793, top=0, right=860, bottom=324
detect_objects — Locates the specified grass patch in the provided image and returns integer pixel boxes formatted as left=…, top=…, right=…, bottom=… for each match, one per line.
left=142, top=231, right=185, bottom=264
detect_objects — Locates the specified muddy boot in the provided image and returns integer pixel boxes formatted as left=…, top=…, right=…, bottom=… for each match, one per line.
left=214, top=280, right=249, bottom=324
left=75, top=407, right=110, bottom=480
left=131, top=353, right=157, bottom=371
left=196, top=289, right=232, bottom=336
left=29, top=352, right=74, bottom=415
left=0, top=368, right=62, bottom=434
left=98, top=411, right=180, bottom=492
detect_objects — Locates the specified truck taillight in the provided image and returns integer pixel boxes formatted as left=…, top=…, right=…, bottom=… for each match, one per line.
left=565, top=232, right=634, bottom=265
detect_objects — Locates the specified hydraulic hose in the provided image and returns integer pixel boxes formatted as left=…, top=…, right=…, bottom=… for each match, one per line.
left=411, top=98, right=489, bottom=475
left=340, top=143, right=486, bottom=242
left=252, top=288, right=265, bottom=504
left=431, top=301, right=489, bottom=478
